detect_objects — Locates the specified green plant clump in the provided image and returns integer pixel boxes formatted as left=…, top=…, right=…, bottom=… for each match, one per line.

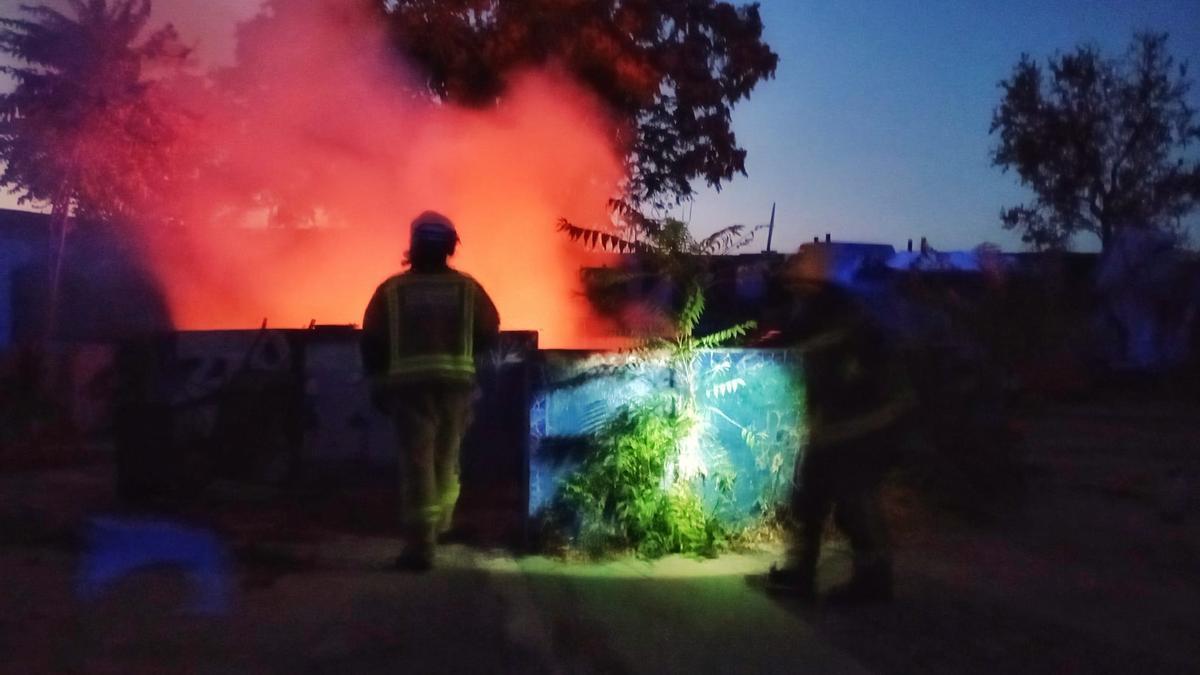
left=548, top=284, right=755, bottom=559
left=554, top=396, right=731, bottom=558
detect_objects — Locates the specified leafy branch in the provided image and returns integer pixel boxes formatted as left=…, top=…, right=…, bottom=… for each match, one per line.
left=556, top=218, right=650, bottom=254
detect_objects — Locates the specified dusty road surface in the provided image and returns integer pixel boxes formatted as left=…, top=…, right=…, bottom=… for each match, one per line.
left=2, top=531, right=865, bottom=674
left=2, top=397, right=1198, bottom=673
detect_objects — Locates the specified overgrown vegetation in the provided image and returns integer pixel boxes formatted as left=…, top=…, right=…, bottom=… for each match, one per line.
left=556, top=399, right=724, bottom=557
left=546, top=285, right=760, bottom=558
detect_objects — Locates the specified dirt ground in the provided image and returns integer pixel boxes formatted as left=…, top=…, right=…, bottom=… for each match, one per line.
left=812, top=394, right=1200, bottom=674
left=1, top=395, right=1198, bottom=673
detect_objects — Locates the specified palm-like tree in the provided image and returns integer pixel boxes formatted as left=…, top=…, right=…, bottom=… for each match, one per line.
left=0, top=0, right=188, bottom=336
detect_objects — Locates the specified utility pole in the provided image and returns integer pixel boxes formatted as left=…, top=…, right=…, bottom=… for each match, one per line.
left=764, top=202, right=776, bottom=253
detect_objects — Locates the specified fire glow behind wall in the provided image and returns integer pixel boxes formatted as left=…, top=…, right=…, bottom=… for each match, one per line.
left=135, top=2, right=624, bottom=347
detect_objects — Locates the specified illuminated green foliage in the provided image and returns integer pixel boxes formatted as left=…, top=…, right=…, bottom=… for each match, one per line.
left=550, top=285, right=751, bottom=559
left=557, top=398, right=727, bottom=558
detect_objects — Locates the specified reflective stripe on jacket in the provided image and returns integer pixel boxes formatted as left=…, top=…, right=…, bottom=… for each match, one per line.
left=381, top=272, right=477, bottom=384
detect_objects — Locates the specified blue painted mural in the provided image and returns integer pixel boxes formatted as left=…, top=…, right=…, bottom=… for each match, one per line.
left=529, top=348, right=806, bottom=525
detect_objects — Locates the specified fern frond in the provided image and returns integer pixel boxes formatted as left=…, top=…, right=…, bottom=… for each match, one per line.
left=677, top=284, right=706, bottom=338
left=696, top=224, right=768, bottom=254
left=694, top=320, right=757, bottom=349
left=557, top=218, right=646, bottom=253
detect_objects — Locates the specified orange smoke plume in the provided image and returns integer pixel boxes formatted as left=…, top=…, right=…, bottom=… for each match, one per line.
left=138, top=1, right=624, bottom=347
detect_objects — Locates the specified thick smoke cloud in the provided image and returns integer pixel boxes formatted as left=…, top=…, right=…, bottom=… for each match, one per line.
left=135, top=1, right=625, bottom=347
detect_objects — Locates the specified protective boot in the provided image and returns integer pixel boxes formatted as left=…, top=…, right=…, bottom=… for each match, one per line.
left=394, top=544, right=433, bottom=573
left=767, top=536, right=818, bottom=600
left=395, top=521, right=435, bottom=573
left=766, top=563, right=816, bottom=600
left=827, top=558, right=892, bottom=604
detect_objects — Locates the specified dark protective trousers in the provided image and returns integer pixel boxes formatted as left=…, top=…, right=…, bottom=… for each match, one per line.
left=390, top=383, right=473, bottom=554
left=788, top=428, right=895, bottom=581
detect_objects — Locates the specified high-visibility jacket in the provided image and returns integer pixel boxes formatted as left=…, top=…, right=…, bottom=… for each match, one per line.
left=361, top=269, right=500, bottom=386
left=798, top=312, right=915, bottom=447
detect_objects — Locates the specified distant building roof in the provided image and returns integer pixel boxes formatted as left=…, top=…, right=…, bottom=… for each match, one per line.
left=792, top=241, right=897, bottom=283
left=887, top=249, right=987, bottom=272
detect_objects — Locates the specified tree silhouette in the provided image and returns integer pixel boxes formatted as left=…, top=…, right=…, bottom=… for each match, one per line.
left=991, top=33, right=1200, bottom=251
left=1, top=0, right=191, bottom=220
left=378, top=0, right=778, bottom=231
left=0, top=0, right=190, bottom=335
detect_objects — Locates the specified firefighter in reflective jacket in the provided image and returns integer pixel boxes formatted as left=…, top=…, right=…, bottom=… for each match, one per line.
left=769, top=281, right=916, bottom=602
left=361, top=211, right=500, bottom=572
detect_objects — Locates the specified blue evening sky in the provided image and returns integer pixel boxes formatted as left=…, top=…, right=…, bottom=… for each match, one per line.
left=683, top=0, right=1200, bottom=253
